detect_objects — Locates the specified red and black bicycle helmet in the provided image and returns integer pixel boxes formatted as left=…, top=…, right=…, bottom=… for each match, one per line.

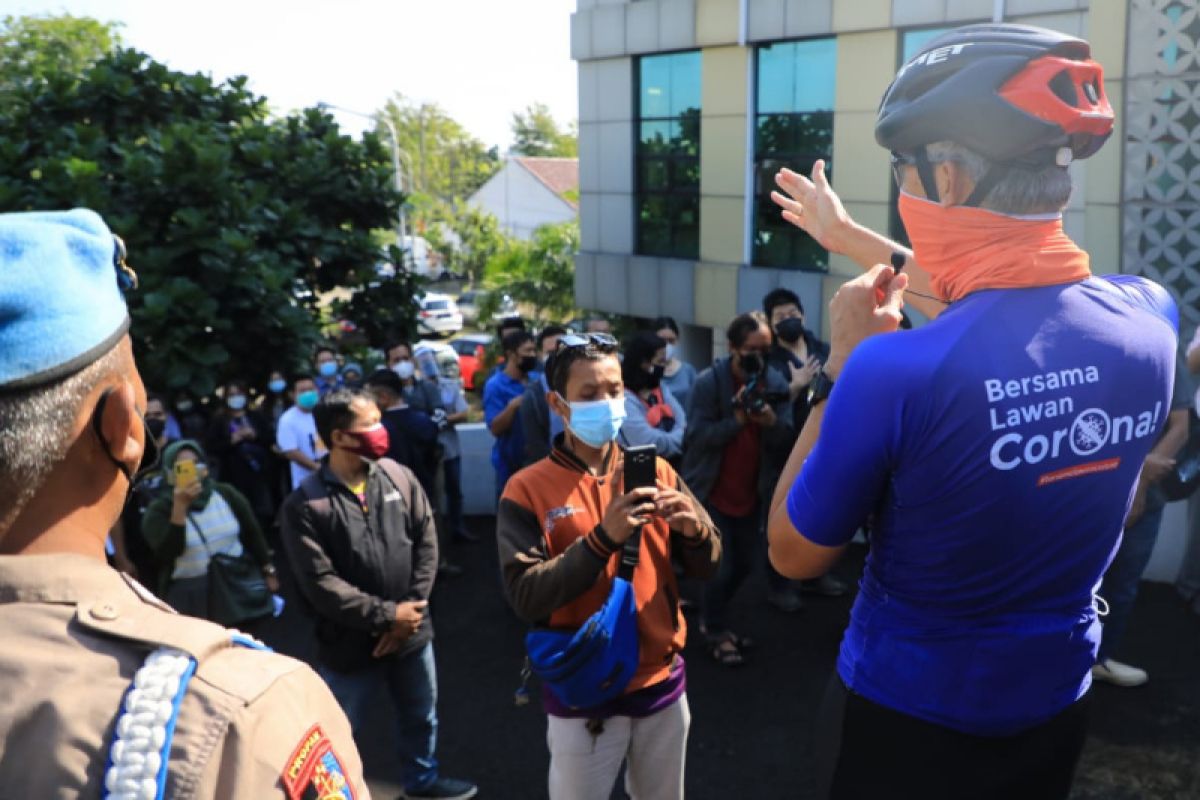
left=876, top=24, right=1113, bottom=204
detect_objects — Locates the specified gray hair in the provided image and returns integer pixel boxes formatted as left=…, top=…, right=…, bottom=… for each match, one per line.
left=0, top=346, right=124, bottom=535
left=925, top=141, right=1073, bottom=215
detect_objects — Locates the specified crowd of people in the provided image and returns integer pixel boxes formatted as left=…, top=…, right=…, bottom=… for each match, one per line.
left=3, top=20, right=1200, bottom=800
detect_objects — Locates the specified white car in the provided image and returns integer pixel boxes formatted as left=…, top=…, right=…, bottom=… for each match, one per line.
left=417, top=293, right=463, bottom=337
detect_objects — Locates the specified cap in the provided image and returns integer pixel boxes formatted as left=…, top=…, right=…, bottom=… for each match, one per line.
left=0, top=209, right=133, bottom=390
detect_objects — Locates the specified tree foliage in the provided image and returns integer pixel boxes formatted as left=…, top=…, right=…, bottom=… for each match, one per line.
left=0, top=13, right=121, bottom=95
left=482, top=221, right=579, bottom=324
left=0, top=37, right=419, bottom=395
left=423, top=199, right=508, bottom=285
left=510, top=102, right=578, bottom=158
left=376, top=93, right=500, bottom=205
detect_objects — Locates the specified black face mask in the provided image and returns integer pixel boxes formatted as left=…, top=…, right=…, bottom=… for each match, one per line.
left=739, top=351, right=765, bottom=376
left=146, top=417, right=167, bottom=439
left=775, top=317, right=806, bottom=345
left=92, top=389, right=162, bottom=491
left=518, top=355, right=538, bottom=374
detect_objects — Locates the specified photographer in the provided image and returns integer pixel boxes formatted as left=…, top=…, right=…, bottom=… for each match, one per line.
left=682, top=311, right=792, bottom=665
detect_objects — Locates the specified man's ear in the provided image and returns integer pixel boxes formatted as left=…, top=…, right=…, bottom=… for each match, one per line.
left=547, top=391, right=570, bottom=420
left=98, top=382, right=143, bottom=471
left=937, top=160, right=975, bottom=207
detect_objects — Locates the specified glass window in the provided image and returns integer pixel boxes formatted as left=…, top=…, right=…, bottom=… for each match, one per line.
left=753, top=38, right=837, bottom=270
left=636, top=52, right=701, bottom=260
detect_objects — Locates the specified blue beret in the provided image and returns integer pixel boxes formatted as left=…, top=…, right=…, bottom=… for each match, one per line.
left=0, top=209, right=131, bottom=390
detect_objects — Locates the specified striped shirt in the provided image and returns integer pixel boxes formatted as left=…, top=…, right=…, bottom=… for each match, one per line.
left=172, top=491, right=244, bottom=579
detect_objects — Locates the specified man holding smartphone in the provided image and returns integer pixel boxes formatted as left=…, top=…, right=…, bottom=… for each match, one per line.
left=496, top=333, right=720, bottom=800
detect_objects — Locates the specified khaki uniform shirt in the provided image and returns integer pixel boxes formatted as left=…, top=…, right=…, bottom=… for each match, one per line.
left=0, top=553, right=370, bottom=799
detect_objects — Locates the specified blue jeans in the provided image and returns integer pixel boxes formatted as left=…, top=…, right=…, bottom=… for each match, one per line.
left=320, top=642, right=440, bottom=792
left=1098, top=506, right=1165, bottom=662
left=702, top=504, right=762, bottom=633
left=443, top=456, right=464, bottom=535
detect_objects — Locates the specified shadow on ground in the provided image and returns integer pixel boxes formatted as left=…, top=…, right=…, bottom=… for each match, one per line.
left=261, top=516, right=1200, bottom=800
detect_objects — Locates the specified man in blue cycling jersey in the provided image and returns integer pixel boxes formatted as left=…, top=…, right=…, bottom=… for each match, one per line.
left=768, top=23, right=1178, bottom=800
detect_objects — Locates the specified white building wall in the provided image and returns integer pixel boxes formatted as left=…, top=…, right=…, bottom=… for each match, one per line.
left=469, top=162, right=577, bottom=241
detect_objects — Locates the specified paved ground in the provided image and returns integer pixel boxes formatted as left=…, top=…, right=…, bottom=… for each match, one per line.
left=261, top=516, right=1200, bottom=800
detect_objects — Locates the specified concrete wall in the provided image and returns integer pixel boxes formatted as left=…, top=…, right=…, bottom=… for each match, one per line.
left=468, top=161, right=577, bottom=241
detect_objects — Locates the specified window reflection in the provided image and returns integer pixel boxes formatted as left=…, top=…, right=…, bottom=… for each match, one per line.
left=637, top=52, right=701, bottom=259
left=754, top=39, right=837, bottom=270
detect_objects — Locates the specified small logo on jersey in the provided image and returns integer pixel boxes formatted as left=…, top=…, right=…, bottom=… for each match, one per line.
left=544, top=505, right=580, bottom=533
left=283, top=724, right=356, bottom=800
left=1070, top=409, right=1111, bottom=457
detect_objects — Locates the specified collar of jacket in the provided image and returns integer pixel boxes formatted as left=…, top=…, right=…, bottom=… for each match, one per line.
left=317, top=458, right=381, bottom=491
left=549, top=432, right=620, bottom=477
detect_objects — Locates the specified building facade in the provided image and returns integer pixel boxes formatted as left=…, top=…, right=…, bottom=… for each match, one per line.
left=572, top=0, right=1198, bottom=577
left=468, top=156, right=579, bottom=240
left=573, top=0, right=1195, bottom=346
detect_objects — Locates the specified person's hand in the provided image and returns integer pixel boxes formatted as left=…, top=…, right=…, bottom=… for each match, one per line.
left=788, top=356, right=822, bottom=393
left=749, top=403, right=777, bottom=428
left=508, top=395, right=524, bottom=410
left=1142, top=453, right=1176, bottom=484
left=1125, top=480, right=1149, bottom=529
left=771, top=160, right=854, bottom=254
left=391, top=600, right=428, bottom=641
left=603, top=469, right=658, bottom=545
left=824, top=264, right=909, bottom=379
left=172, top=480, right=202, bottom=509
left=655, top=488, right=703, bottom=539
left=264, top=573, right=281, bottom=594
left=732, top=387, right=750, bottom=425
left=373, top=630, right=403, bottom=659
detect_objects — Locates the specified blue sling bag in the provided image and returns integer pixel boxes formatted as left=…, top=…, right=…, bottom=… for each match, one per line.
left=525, top=526, right=642, bottom=710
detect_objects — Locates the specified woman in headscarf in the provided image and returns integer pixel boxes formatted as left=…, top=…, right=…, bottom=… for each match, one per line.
left=142, top=440, right=279, bottom=622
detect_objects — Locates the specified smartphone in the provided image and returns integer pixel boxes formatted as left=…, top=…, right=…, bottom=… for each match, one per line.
left=174, top=459, right=198, bottom=489
left=623, top=444, right=658, bottom=493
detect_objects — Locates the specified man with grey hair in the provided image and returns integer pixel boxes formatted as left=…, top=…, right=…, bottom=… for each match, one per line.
left=0, top=210, right=367, bottom=798
left=768, top=23, right=1178, bottom=798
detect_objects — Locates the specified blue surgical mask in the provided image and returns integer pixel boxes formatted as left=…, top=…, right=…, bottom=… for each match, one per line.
left=227, top=394, right=247, bottom=411
left=268, top=379, right=286, bottom=394
left=560, top=394, right=626, bottom=448
left=318, top=361, right=339, bottom=378
left=297, top=390, right=320, bottom=411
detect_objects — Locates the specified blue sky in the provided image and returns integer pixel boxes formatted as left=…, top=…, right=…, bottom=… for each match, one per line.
left=2, top=0, right=578, bottom=149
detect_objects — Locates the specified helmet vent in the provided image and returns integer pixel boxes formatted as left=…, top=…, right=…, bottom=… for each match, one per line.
left=1049, top=71, right=1078, bottom=107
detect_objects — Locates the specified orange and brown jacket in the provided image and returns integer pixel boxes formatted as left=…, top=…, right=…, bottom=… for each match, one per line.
left=497, top=441, right=721, bottom=693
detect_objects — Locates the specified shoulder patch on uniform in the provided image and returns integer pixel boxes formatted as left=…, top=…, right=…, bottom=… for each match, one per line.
left=282, top=724, right=355, bottom=800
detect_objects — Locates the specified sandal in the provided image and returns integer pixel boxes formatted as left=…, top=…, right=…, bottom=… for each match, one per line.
left=707, top=632, right=745, bottom=667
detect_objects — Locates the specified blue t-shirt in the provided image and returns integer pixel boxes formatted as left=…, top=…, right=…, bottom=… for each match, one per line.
left=484, top=370, right=531, bottom=487
left=787, top=276, right=1178, bottom=736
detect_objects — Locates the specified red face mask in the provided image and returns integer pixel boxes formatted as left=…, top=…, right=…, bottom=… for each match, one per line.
left=343, top=423, right=390, bottom=460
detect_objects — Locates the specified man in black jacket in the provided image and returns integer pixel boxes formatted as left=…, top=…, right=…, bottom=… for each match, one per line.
left=279, top=388, right=476, bottom=800
left=681, top=312, right=794, bottom=664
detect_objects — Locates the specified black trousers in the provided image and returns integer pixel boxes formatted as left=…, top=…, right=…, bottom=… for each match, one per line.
left=816, top=676, right=1089, bottom=800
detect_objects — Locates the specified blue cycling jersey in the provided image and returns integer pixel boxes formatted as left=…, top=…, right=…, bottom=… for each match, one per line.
left=787, top=275, right=1178, bottom=736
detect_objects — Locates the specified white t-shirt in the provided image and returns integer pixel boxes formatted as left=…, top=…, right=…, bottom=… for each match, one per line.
left=276, top=406, right=324, bottom=488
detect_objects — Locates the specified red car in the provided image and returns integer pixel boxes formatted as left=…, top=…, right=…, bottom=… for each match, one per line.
left=449, top=334, right=493, bottom=391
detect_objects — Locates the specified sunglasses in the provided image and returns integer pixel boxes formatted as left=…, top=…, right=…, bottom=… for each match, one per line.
left=556, top=332, right=619, bottom=352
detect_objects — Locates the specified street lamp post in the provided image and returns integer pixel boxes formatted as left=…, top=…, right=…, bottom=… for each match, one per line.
left=317, top=101, right=410, bottom=269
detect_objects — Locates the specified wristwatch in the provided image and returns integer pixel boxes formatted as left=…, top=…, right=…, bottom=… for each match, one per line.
left=806, top=370, right=835, bottom=408
left=261, top=564, right=278, bottom=577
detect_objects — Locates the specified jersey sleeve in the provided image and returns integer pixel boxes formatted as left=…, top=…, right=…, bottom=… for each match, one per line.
left=483, top=378, right=507, bottom=427
left=1101, top=274, right=1180, bottom=332
left=786, top=338, right=905, bottom=547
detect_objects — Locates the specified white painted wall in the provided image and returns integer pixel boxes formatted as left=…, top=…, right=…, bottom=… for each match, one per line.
left=469, top=160, right=577, bottom=240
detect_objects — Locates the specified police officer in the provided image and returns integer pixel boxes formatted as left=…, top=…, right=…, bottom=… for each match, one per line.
left=0, top=210, right=368, bottom=798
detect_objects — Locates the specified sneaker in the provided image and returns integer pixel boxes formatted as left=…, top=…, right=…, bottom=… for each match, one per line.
left=403, top=777, right=478, bottom=800
left=1092, top=658, right=1149, bottom=687
left=800, top=574, right=848, bottom=597
left=767, top=589, right=805, bottom=613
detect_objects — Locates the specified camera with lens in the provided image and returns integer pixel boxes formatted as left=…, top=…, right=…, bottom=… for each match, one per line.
left=735, top=352, right=786, bottom=416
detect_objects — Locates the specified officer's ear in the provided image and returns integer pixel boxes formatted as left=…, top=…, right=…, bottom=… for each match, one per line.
left=95, top=381, right=144, bottom=474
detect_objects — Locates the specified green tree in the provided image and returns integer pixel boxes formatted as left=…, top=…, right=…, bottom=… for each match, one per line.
left=0, top=43, right=419, bottom=395
left=376, top=93, right=500, bottom=204
left=0, top=13, right=121, bottom=95
left=510, top=102, right=578, bottom=158
left=483, top=221, right=579, bottom=323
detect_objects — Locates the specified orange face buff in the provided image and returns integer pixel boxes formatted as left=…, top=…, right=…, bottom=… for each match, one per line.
left=897, top=192, right=1091, bottom=303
